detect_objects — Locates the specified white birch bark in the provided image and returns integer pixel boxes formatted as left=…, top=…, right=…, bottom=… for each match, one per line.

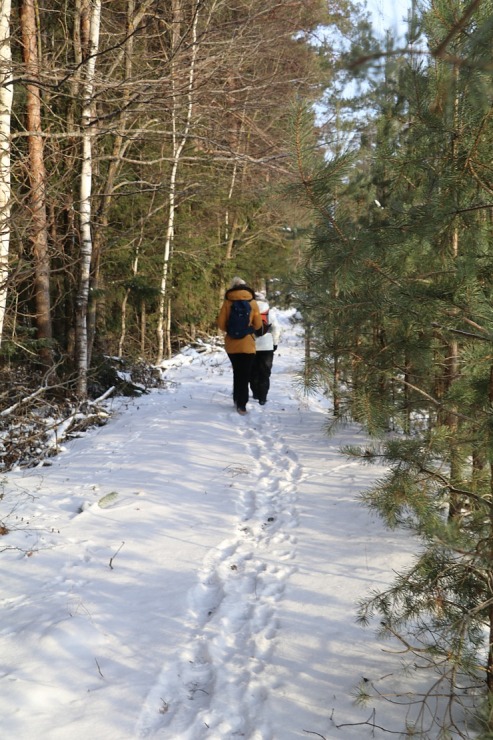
left=0, top=0, right=11, bottom=347
left=156, top=0, right=200, bottom=363
left=76, top=0, right=101, bottom=398
left=87, top=0, right=135, bottom=367
left=118, top=242, right=140, bottom=357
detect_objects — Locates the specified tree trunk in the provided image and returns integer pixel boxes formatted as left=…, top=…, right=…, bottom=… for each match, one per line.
left=219, top=113, right=249, bottom=302
left=76, top=0, right=101, bottom=398
left=156, top=0, right=200, bottom=363
left=487, top=366, right=493, bottom=708
left=447, top=70, right=462, bottom=517
left=488, top=504, right=493, bottom=731
left=333, top=353, right=340, bottom=416
left=118, top=242, right=140, bottom=358
left=0, top=0, right=12, bottom=347
left=20, top=0, right=53, bottom=366
left=304, top=323, right=311, bottom=376
left=140, top=300, right=146, bottom=356
left=87, top=0, right=137, bottom=367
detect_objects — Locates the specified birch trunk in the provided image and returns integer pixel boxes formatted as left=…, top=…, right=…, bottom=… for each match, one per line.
left=20, top=0, right=53, bottom=366
left=156, top=0, right=200, bottom=363
left=219, top=161, right=239, bottom=302
left=140, top=300, right=146, bottom=355
left=76, top=0, right=101, bottom=398
left=219, top=113, right=248, bottom=301
left=0, top=0, right=11, bottom=347
left=487, top=367, right=493, bottom=716
left=118, top=242, right=140, bottom=357
left=488, top=461, right=493, bottom=705
left=86, top=0, right=137, bottom=367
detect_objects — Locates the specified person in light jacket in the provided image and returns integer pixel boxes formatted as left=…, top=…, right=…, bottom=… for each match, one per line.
left=250, top=291, right=280, bottom=405
left=217, top=277, right=263, bottom=415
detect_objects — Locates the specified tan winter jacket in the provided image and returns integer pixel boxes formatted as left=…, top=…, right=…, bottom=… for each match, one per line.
left=217, top=286, right=262, bottom=354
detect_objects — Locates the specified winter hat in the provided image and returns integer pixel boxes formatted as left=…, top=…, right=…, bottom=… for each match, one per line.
left=229, top=276, right=245, bottom=288
left=256, top=291, right=266, bottom=301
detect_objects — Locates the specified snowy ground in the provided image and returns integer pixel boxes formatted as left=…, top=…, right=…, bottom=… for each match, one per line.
left=1, top=310, right=419, bottom=739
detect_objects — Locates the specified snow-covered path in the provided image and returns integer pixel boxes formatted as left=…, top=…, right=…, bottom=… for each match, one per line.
left=136, top=394, right=304, bottom=738
left=1, top=311, right=415, bottom=739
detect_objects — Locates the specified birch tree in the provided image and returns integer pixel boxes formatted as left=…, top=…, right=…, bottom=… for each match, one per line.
left=86, top=0, right=158, bottom=366
left=0, top=0, right=11, bottom=347
left=76, top=0, right=101, bottom=398
left=156, top=0, right=201, bottom=363
left=1, top=0, right=336, bottom=370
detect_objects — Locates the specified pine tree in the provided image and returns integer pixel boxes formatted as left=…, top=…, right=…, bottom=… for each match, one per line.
left=299, top=0, right=493, bottom=733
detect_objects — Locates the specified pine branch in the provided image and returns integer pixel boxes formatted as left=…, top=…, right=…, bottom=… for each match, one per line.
left=415, top=462, right=493, bottom=513
left=431, top=0, right=482, bottom=59
left=430, top=322, right=493, bottom=342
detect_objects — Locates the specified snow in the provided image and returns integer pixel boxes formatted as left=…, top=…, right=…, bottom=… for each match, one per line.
left=0, top=309, right=418, bottom=739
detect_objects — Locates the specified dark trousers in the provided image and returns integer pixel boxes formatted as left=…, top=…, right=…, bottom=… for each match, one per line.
left=228, top=353, right=255, bottom=410
left=250, top=350, right=274, bottom=403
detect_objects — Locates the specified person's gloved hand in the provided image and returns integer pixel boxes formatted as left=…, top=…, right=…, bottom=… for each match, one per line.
left=273, top=345, right=278, bottom=351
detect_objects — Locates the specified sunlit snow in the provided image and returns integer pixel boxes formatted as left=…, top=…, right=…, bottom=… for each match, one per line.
left=1, top=309, right=418, bottom=739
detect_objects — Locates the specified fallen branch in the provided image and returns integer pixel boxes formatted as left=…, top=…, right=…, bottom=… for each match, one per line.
left=336, top=708, right=403, bottom=734
left=89, top=386, right=116, bottom=405
left=0, top=386, right=46, bottom=417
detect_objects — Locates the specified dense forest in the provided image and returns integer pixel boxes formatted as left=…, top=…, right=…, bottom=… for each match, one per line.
left=0, top=0, right=346, bottom=395
left=2, top=0, right=493, bottom=735
left=0, top=0, right=348, bottom=466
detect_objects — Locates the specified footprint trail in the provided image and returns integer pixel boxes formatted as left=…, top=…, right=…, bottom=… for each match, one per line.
left=136, top=409, right=304, bottom=739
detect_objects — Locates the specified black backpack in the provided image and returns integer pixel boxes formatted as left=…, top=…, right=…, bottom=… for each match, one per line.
left=227, top=299, right=254, bottom=339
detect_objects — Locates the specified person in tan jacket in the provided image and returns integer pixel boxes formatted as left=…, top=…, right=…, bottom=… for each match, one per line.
left=217, top=277, right=263, bottom=415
